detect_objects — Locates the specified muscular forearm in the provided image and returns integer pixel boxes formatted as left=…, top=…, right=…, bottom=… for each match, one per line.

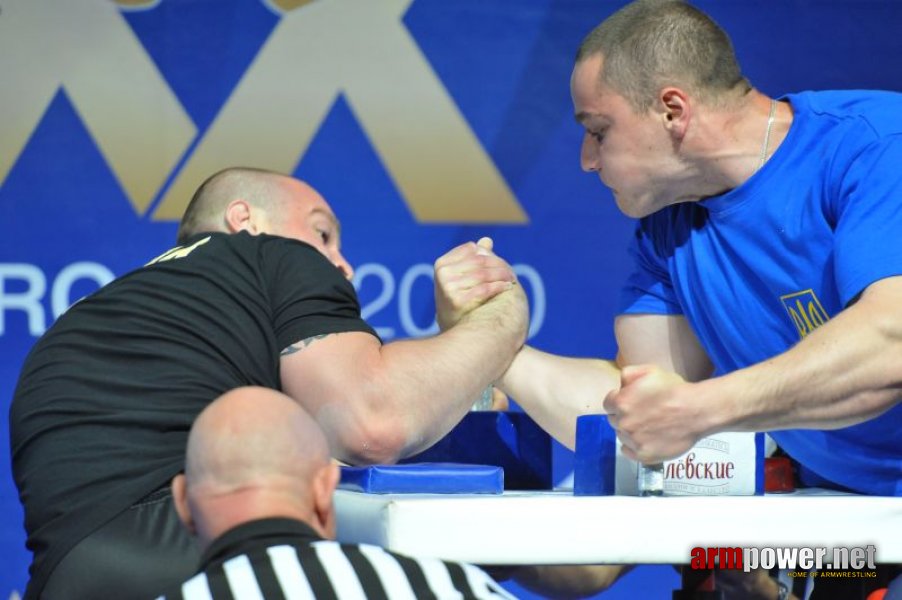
left=497, top=345, right=620, bottom=449
left=359, top=289, right=528, bottom=462
left=704, top=281, right=902, bottom=434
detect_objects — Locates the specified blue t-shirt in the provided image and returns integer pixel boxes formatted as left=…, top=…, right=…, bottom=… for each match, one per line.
left=619, top=90, right=902, bottom=496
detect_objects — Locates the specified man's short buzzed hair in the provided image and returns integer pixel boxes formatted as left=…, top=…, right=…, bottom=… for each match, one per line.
left=176, top=167, right=288, bottom=245
left=576, top=0, right=749, bottom=111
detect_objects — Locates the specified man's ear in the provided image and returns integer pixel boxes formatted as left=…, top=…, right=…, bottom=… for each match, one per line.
left=659, top=87, right=691, bottom=138
left=224, top=199, right=260, bottom=234
left=171, top=473, right=196, bottom=535
left=312, top=463, right=340, bottom=539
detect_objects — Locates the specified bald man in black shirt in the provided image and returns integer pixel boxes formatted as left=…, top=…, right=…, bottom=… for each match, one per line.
left=11, top=167, right=527, bottom=599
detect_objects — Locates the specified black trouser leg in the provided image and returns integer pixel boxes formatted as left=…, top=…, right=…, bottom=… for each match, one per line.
left=37, top=488, right=200, bottom=600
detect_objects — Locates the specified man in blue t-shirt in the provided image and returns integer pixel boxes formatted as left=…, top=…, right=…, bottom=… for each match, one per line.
left=444, top=2, right=902, bottom=597
left=434, top=0, right=902, bottom=501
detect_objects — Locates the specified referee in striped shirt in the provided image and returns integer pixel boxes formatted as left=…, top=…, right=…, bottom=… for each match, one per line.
left=155, top=386, right=516, bottom=600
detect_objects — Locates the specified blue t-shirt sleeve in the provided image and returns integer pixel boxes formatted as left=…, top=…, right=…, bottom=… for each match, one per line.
left=618, top=220, right=683, bottom=316
left=833, top=134, right=902, bottom=305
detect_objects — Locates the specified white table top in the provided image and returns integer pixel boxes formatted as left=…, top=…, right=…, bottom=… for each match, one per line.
left=335, top=488, right=902, bottom=565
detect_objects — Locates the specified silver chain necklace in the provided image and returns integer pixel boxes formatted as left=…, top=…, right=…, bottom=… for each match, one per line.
left=758, top=99, right=778, bottom=169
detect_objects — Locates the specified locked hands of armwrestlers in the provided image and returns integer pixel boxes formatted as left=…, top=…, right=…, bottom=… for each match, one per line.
left=433, top=237, right=529, bottom=363
left=433, top=238, right=526, bottom=411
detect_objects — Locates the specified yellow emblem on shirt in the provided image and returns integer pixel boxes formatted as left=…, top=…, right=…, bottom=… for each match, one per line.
left=145, top=236, right=212, bottom=266
left=780, top=289, right=830, bottom=339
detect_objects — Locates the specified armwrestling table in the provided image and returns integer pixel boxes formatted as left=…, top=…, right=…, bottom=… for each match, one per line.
left=335, top=488, right=902, bottom=565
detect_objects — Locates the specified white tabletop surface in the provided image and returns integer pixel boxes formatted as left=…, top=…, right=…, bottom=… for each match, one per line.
left=335, top=488, right=902, bottom=565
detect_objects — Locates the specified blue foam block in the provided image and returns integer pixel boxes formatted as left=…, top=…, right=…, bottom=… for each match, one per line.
left=573, top=414, right=616, bottom=496
left=339, top=462, right=504, bottom=494
left=400, top=411, right=552, bottom=490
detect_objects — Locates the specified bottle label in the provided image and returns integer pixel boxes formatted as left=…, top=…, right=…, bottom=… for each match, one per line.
left=616, top=433, right=763, bottom=496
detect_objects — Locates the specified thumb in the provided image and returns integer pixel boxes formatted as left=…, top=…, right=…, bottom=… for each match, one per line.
left=620, top=364, right=654, bottom=386
left=476, top=237, right=494, bottom=254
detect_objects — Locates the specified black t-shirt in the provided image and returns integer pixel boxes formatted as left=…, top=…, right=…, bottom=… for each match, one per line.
left=9, top=232, right=376, bottom=594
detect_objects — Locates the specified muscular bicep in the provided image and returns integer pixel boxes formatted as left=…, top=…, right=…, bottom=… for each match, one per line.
left=615, top=314, right=713, bottom=381
left=279, top=331, right=387, bottom=462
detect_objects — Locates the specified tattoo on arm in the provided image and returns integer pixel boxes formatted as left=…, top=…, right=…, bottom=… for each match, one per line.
left=281, top=333, right=332, bottom=356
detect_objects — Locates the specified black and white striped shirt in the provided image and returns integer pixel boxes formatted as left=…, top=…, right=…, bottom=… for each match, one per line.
left=155, top=518, right=517, bottom=600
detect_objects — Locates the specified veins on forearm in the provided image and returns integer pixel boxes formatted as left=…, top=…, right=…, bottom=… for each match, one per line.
left=281, top=333, right=331, bottom=355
